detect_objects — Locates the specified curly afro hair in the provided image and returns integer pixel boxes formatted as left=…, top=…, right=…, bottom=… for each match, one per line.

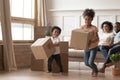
left=101, top=21, right=113, bottom=32
left=82, top=8, right=95, bottom=19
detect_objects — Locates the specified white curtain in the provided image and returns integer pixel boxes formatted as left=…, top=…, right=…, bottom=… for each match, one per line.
left=0, top=0, right=17, bottom=71
left=34, top=0, right=47, bottom=27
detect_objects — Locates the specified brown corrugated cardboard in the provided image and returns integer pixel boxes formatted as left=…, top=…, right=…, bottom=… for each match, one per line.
left=59, top=41, right=68, bottom=53
left=31, top=42, right=68, bottom=73
left=31, top=37, right=55, bottom=59
left=34, top=27, right=46, bottom=40
left=31, top=54, right=48, bottom=71
left=70, top=29, right=90, bottom=50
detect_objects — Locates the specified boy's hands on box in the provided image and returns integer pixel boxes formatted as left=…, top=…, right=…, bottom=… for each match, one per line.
left=48, top=42, right=60, bottom=49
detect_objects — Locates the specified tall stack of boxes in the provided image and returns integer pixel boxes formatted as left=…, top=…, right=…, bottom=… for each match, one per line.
left=52, top=41, right=68, bottom=73
left=31, top=27, right=49, bottom=71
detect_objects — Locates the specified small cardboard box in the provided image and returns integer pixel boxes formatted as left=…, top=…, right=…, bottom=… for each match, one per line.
left=70, top=29, right=90, bottom=50
left=31, top=37, right=55, bottom=59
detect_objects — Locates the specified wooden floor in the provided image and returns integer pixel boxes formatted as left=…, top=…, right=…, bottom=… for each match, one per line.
left=0, top=62, right=120, bottom=80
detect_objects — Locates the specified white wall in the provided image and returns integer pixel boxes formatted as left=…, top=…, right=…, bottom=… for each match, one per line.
left=46, top=0, right=120, bottom=41
left=46, top=0, right=120, bottom=10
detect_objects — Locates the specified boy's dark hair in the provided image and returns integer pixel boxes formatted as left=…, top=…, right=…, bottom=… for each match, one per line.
left=101, top=21, right=113, bottom=32
left=51, top=26, right=61, bottom=34
left=82, top=8, right=95, bottom=20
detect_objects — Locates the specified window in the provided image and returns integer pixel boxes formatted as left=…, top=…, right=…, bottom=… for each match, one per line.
left=11, top=23, right=34, bottom=40
left=10, top=0, right=34, bottom=40
left=0, top=0, right=34, bottom=40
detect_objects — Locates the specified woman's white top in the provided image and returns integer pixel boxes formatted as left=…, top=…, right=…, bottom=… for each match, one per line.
left=98, top=32, right=114, bottom=46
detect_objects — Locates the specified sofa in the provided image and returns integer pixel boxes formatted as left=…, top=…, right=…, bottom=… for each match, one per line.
left=68, top=49, right=105, bottom=62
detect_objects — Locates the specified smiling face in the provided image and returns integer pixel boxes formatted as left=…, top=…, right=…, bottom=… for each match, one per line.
left=114, top=23, right=120, bottom=33
left=51, top=29, right=60, bottom=38
left=84, top=16, right=93, bottom=26
left=103, top=24, right=110, bottom=33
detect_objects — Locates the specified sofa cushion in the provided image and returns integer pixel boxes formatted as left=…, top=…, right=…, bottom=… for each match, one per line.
left=69, top=49, right=105, bottom=59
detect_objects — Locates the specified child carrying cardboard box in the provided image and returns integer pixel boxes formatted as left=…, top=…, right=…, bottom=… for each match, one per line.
left=47, top=26, right=63, bottom=73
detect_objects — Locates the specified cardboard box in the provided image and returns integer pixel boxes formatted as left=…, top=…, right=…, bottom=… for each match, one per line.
left=52, top=53, right=68, bottom=73
left=59, top=41, right=68, bottom=53
left=70, top=29, right=90, bottom=50
left=31, top=37, right=55, bottom=59
left=31, top=42, right=68, bottom=73
left=52, top=42, right=68, bottom=73
left=31, top=54, right=48, bottom=71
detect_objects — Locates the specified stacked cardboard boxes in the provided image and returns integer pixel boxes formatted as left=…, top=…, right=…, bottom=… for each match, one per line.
left=31, top=37, right=55, bottom=72
left=70, top=28, right=90, bottom=50
left=31, top=41, right=68, bottom=73
left=31, top=54, right=48, bottom=71
left=52, top=42, right=68, bottom=73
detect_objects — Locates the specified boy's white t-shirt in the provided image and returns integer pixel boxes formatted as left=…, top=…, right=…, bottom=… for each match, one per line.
left=98, top=32, right=114, bottom=45
left=50, top=37, right=60, bottom=55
